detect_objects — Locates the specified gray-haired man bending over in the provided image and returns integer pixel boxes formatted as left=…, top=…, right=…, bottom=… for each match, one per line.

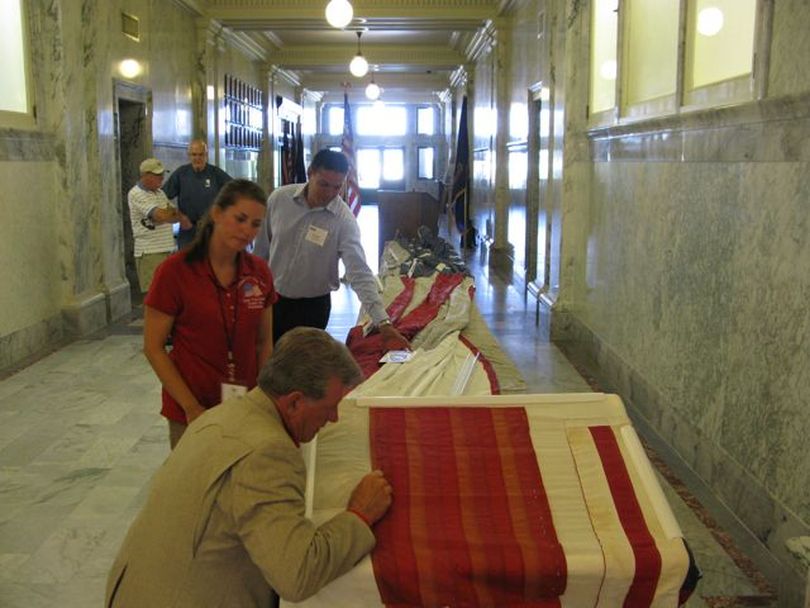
left=106, top=327, right=392, bottom=607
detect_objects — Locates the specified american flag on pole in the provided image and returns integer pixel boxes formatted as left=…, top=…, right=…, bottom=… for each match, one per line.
left=341, top=92, right=361, bottom=216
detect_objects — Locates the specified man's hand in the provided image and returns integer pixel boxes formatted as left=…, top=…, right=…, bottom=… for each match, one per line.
left=178, top=212, right=193, bottom=231
left=379, top=323, right=410, bottom=351
left=347, top=470, right=393, bottom=526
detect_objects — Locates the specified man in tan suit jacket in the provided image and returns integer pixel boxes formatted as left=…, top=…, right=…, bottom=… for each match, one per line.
left=106, top=328, right=393, bottom=607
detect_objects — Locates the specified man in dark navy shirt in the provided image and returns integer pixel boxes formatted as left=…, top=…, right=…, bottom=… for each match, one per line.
left=163, top=139, right=233, bottom=248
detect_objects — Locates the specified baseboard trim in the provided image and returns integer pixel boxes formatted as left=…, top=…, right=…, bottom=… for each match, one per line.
left=61, top=291, right=107, bottom=338
left=105, top=280, right=132, bottom=322
left=0, top=315, right=65, bottom=375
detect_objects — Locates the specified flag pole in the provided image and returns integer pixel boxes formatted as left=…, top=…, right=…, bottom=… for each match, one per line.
left=340, top=83, right=362, bottom=217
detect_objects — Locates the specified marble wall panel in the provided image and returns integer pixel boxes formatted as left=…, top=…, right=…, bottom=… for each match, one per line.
left=768, top=0, right=810, bottom=98
left=145, top=0, right=196, bottom=145
left=153, top=143, right=190, bottom=174
left=576, top=141, right=810, bottom=580
left=532, top=0, right=810, bottom=593
left=0, top=131, right=56, bottom=162
left=0, top=161, right=61, bottom=336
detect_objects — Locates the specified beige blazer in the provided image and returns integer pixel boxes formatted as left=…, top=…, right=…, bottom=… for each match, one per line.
left=106, top=388, right=375, bottom=607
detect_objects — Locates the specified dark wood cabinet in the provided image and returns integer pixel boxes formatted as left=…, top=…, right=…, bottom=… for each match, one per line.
left=376, top=191, right=440, bottom=259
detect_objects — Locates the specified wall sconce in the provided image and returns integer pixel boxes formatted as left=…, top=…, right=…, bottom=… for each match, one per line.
left=325, top=0, right=353, bottom=29
left=119, top=58, right=143, bottom=79
left=349, top=31, right=369, bottom=78
left=365, top=71, right=381, bottom=100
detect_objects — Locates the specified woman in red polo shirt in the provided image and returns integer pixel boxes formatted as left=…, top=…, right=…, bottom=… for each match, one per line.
left=143, top=179, right=277, bottom=448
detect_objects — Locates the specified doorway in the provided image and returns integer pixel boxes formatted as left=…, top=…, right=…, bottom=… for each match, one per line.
left=357, top=147, right=406, bottom=192
left=116, top=95, right=149, bottom=303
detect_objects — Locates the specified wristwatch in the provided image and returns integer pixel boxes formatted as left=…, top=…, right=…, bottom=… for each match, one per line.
left=378, top=319, right=392, bottom=328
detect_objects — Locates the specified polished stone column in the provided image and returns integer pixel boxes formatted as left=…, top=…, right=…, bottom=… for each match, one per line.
left=34, top=0, right=110, bottom=336
left=555, top=0, right=592, bottom=321
left=193, top=19, right=223, bottom=154
left=93, top=2, right=131, bottom=322
left=492, top=19, right=512, bottom=252
left=257, top=66, right=273, bottom=193
left=266, top=66, right=282, bottom=189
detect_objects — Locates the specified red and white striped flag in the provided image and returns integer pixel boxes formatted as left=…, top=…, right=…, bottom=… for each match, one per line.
left=341, top=92, right=361, bottom=216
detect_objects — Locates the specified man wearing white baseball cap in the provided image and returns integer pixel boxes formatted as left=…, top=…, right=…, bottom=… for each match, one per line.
left=128, top=158, right=183, bottom=293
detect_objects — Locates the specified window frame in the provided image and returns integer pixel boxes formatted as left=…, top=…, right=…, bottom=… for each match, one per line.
left=327, top=106, right=345, bottom=136
left=0, top=0, right=36, bottom=129
left=416, top=106, right=435, bottom=136
left=587, top=0, right=771, bottom=128
left=417, top=145, right=435, bottom=180
left=357, top=145, right=406, bottom=191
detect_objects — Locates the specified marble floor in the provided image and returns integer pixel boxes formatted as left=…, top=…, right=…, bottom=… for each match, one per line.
left=0, top=216, right=778, bottom=607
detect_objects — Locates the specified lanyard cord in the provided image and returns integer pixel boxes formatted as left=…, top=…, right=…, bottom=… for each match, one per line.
left=208, top=259, right=240, bottom=382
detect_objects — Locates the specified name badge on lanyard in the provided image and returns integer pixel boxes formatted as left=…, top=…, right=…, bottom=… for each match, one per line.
left=305, top=224, right=329, bottom=247
left=210, top=259, right=247, bottom=403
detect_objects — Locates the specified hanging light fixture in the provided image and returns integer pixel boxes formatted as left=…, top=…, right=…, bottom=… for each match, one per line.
left=325, top=0, right=353, bottom=29
left=349, top=31, right=369, bottom=78
left=365, top=70, right=381, bottom=100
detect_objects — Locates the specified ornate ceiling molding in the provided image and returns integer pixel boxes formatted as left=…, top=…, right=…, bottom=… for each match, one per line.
left=206, top=0, right=497, bottom=16
left=268, top=66, right=302, bottom=88
left=171, top=0, right=206, bottom=17
left=301, top=71, right=449, bottom=90
left=196, top=17, right=226, bottom=45
left=496, top=0, right=522, bottom=15
left=223, top=29, right=271, bottom=61
left=194, top=0, right=500, bottom=96
left=465, top=19, right=496, bottom=62
left=301, top=88, right=324, bottom=104
left=269, top=45, right=465, bottom=70
left=205, top=0, right=497, bottom=30
left=449, top=65, right=469, bottom=89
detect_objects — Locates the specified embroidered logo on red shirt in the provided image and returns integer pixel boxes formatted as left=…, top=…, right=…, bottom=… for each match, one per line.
left=240, top=279, right=266, bottom=310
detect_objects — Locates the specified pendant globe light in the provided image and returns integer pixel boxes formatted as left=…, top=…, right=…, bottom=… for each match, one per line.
left=365, top=71, right=381, bottom=100
left=325, top=0, right=353, bottom=29
left=349, top=31, right=369, bottom=78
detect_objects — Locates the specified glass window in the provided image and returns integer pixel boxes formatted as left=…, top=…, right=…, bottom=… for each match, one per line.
left=417, top=107, right=434, bottom=135
left=356, top=104, right=407, bottom=136
left=357, top=148, right=380, bottom=189
left=509, top=102, right=528, bottom=140
left=417, top=147, right=434, bottom=179
left=0, top=0, right=30, bottom=115
left=382, top=148, right=404, bottom=181
left=624, top=0, right=680, bottom=105
left=686, top=0, right=757, bottom=90
left=508, top=150, right=527, bottom=190
left=328, top=106, right=344, bottom=136
left=590, top=0, right=618, bottom=114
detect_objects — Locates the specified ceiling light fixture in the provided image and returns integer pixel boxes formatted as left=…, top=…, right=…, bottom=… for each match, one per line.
left=325, top=0, right=353, bottom=29
left=349, top=31, right=369, bottom=78
left=697, top=7, right=724, bottom=37
left=365, top=71, right=381, bottom=100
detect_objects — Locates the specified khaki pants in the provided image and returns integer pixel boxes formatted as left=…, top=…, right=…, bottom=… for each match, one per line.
left=136, top=252, right=170, bottom=293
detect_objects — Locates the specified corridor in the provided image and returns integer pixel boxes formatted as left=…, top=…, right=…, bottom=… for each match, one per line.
left=0, top=225, right=775, bottom=607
